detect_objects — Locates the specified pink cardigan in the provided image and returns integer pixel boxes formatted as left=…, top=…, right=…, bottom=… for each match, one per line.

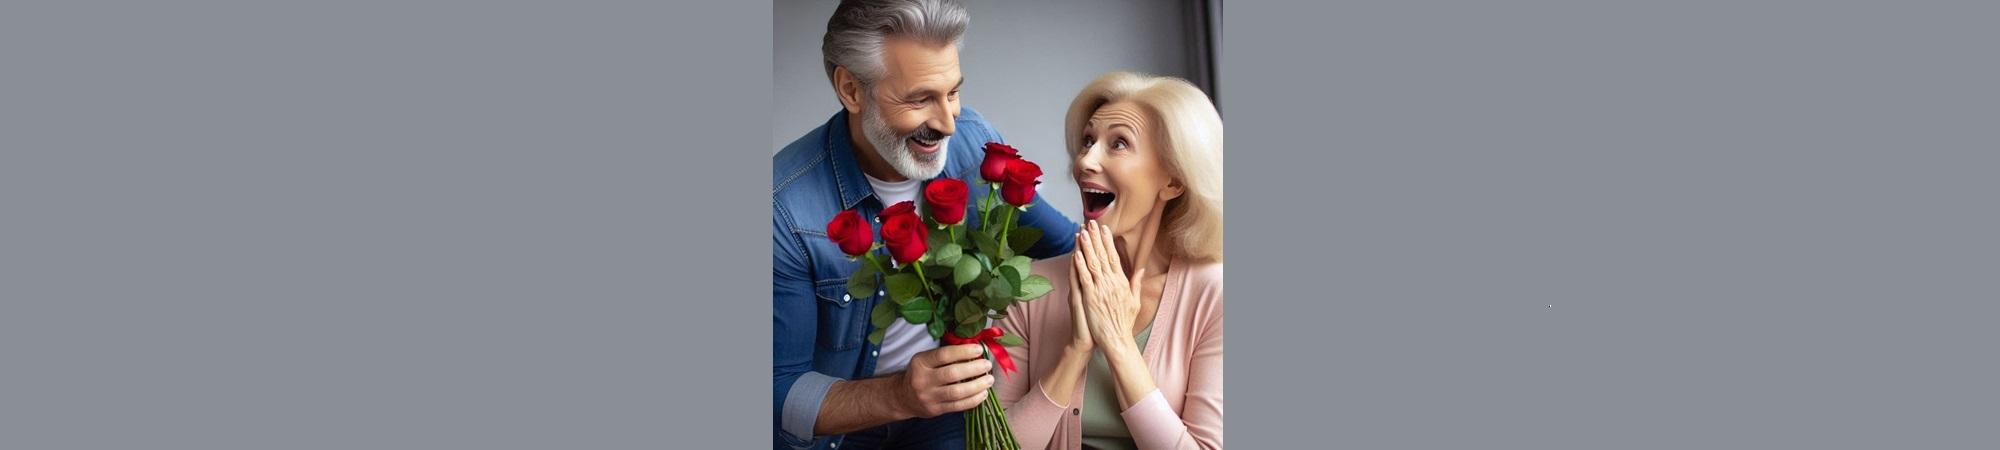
left=994, top=257, right=1223, bottom=450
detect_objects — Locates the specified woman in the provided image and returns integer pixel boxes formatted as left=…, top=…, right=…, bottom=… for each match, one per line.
left=996, top=72, right=1224, bottom=450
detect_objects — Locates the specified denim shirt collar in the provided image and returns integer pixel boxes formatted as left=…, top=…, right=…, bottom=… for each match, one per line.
left=822, top=110, right=875, bottom=211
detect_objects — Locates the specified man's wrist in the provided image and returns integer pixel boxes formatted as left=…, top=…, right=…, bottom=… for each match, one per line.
left=882, top=372, right=917, bottom=421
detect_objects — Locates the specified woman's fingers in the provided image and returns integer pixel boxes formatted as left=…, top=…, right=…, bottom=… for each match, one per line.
left=1094, top=221, right=1123, bottom=282
left=1073, top=232, right=1095, bottom=289
left=1081, top=223, right=1104, bottom=280
left=1089, top=222, right=1114, bottom=281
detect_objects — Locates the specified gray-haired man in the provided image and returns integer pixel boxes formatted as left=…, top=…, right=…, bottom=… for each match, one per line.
left=771, top=0, right=1080, bottom=449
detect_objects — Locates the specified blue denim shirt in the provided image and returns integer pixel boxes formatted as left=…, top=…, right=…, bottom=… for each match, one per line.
left=773, top=107, right=1079, bottom=449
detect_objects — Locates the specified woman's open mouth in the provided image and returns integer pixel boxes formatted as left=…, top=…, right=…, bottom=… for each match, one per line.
left=1081, top=183, right=1116, bottom=221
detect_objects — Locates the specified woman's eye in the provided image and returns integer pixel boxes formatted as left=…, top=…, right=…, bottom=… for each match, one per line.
left=1082, top=135, right=1095, bottom=147
left=1113, top=138, right=1128, bottom=150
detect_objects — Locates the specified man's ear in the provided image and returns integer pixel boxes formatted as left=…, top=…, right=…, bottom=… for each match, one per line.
left=832, top=66, right=865, bottom=114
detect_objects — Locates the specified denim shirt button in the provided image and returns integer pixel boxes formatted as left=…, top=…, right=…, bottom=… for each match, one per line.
left=841, top=294, right=851, bottom=303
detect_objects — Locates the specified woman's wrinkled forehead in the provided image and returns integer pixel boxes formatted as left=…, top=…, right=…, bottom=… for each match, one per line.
left=1087, top=101, right=1150, bottom=135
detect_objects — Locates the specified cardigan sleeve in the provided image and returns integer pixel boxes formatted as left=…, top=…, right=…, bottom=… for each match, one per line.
left=994, top=265, right=1072, bottom=450
left=1121, top=283, right=1224, bottom=450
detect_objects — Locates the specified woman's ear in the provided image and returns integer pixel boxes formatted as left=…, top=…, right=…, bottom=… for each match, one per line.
left=833, top=66, right=865, bottom=114
left=1160, top=179, right=1186, bottom=202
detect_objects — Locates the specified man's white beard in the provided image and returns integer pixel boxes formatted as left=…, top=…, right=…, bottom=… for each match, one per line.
left=861, top=102, right=948, bottom=180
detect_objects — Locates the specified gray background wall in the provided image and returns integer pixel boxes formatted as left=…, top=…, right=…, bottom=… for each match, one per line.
left=774, top=0, right=1203, bottom=220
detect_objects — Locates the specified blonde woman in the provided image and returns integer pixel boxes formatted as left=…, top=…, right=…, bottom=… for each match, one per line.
left=996, top=72, right=1224, bottom=450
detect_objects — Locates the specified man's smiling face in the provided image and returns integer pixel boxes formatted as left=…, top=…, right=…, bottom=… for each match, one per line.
left=844, top=37, right=963, bottom=181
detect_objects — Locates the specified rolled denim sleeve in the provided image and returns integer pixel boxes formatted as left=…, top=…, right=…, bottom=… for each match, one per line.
left=773, top=205, right=835, bottom=448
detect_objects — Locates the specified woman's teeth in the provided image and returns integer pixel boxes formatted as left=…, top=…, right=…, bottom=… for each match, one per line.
left=1082, top=188, right=1116, bottom=214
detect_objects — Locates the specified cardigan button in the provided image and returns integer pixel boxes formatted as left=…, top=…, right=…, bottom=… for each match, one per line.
left=1072, top=408, right=1079, bottom=416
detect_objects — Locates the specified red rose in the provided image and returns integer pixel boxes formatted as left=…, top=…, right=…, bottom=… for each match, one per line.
left=981, top=142, right=1021, bottom=183
left=882, top=200, right=916, bottom=220
left=923, top=178, right=969, bottom=225
left=1000, top=158, right=1043, bottom=207
left=826, top=209, right=872, bottom=257
left=879, top=201, right=929, bottom=265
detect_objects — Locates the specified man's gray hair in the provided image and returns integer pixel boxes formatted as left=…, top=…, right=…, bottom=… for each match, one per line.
left=822, top=0, right=968, bottom=87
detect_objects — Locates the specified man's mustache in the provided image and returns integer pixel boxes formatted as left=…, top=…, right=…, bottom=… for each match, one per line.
left=907, top=125, right=947, bottom=142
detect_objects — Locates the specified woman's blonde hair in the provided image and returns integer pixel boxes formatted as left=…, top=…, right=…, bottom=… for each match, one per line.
left=1064, top=72, right=1224, bottom=263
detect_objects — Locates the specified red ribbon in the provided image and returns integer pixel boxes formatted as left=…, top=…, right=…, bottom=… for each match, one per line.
left=944, top=327, right=1017, bottom=378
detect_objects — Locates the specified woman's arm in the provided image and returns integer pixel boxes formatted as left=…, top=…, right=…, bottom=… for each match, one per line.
left=1077, top=222, right=1223, bottom=449
left=993, top=261, right=1087, bottom=450
left=1117, top=312, right=1221, bottom=450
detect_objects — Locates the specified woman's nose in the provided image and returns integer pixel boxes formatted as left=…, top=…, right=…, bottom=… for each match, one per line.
left=1076, top=147, right=1102, bottom=174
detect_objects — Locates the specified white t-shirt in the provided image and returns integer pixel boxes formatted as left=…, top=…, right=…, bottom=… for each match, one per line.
left=864, top=174, right=940, bottom=376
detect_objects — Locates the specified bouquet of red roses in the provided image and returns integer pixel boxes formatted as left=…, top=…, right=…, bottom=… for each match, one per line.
left=824, top=142, right=1054, bottom=450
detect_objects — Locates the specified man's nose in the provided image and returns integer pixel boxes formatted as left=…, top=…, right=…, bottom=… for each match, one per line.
left=929, top=115, right=955, bottom=137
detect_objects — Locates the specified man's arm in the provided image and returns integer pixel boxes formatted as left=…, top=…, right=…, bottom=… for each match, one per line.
left=1017, top=190, right=1079, bottom=259
left=774, top=206, right=996, bottom=443
left=773, top=208, right=836, bottom=448
left=816, top=344, right=995, bottom=435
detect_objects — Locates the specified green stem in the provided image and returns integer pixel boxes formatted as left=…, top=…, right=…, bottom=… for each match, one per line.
left=911, top=263, right=939, bottom=299
left=998, top=205, right=1017, bottom=253
left=980, top=183, right=1000, bottom=231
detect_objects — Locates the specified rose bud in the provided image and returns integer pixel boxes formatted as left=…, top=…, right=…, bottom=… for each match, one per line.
left=1000, top=158, right=1043, bottom=207
left=878, top=201, right=929, bottom=265
left=981, top=142, right=1021, bottom=183
left=923, top=178, right=969, bottom=225
left=825, top=209, right=873, bottom=257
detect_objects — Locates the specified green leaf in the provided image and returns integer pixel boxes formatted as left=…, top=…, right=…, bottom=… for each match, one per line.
left=951, top=256, right=982, bottom=288
left=898, top=297, right=934, bottom=323
left=868, top=326, right=888, bottom=345
left=970, top=226, right=1001, bottom=258
left=1017, top=274, right=1054, bottom=301
left=1002, top=256, right=1031, bottom=281
left=886, top=273, right=923, bottom=304
left=984, top=274, right=1014, bottom=303
left=954, top=297, right=983, bottom=323
left=933, top=243, right=963, bottom=268
left=870, top=299, right=897, bottom=328
left=997, top=265, right=1024, bottom=296
left=926, top=221, right=949, bottom=249
left=996, top=333, right=1025, bottom=347
left=847, top=262, right=880, bottom=299
left=982, top=293, right=1012, bottom=311
left=986, top=202, right=1014, bottom=228
left=927, top=319, right=945, bottom=340
left=1007, top=226, right=1043, bottom=254
left=955, top=321, right=984, bottom=340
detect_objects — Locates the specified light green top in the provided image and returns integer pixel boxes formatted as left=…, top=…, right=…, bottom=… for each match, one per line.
left=1079, top=324, right=1152, bottom=450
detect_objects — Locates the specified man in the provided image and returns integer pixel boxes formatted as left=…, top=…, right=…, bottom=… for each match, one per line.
left=772, top=1, right=1079, bottom=449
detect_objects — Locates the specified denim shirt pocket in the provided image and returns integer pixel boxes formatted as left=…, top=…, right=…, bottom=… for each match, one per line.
left=813, top=279, right=867, bottom=351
